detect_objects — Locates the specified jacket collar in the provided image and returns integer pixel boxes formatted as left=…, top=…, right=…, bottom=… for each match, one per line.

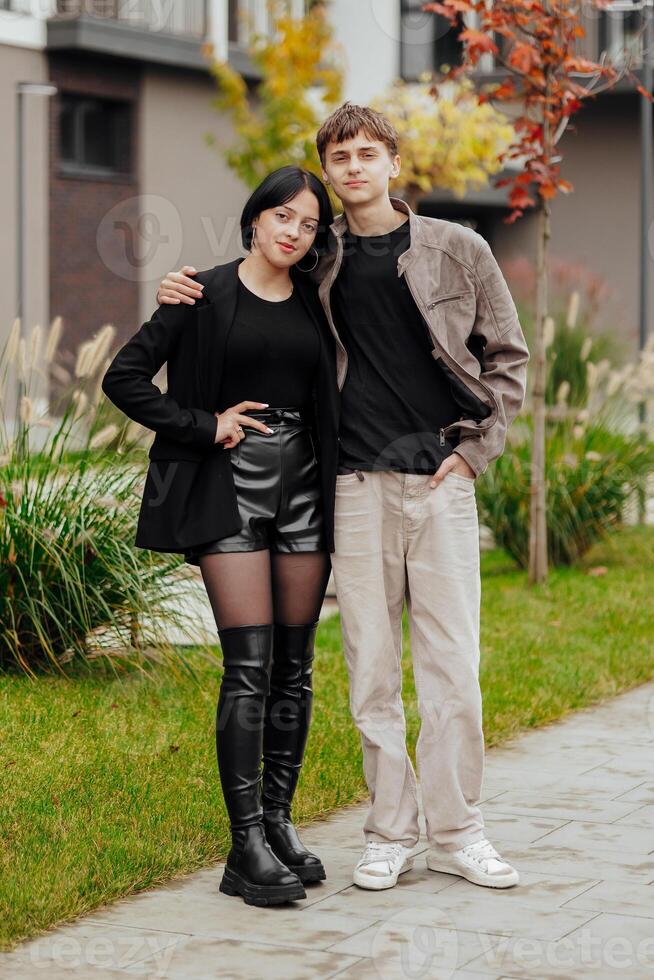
left=290, top=262, right=328, bottom=328
left=203, top=256, right=244, bottom=307
left=329, top=196, right=421, bottom=234
left=329, top=196, right=424, bottom=275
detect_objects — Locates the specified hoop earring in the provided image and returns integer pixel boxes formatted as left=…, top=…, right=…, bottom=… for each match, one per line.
left=297, top=247, right=319, bottom=273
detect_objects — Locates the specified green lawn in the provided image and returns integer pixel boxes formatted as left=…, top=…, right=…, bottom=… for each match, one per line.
left=2, top=525, right=653, bottom=949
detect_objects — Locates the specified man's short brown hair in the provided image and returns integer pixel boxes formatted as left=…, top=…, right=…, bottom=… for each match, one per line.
left=316, top=103, right=399, bottom=164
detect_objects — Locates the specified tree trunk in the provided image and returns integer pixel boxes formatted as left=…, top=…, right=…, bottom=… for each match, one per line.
left=528, top=198, right=550, bottom=585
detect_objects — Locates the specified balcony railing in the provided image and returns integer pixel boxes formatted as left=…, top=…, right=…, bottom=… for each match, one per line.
left=0, top=1, right=34, bottom=12
left=228, top=0, right=306, bottom=46
left=52, top=1, right=207, bottom=39
left=400, top=4, right=647, bottom=80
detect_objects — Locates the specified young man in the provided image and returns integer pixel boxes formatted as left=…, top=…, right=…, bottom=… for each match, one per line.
left=157, top=104, right=529, bottom=891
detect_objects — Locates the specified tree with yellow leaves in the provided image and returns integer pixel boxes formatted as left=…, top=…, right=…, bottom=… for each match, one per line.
left=373, top=74, right=514, bottom=212
left=202, top=2, right=343, bottom=189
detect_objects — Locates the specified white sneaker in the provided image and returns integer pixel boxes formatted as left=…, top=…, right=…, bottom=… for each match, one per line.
left=426, top=838, right=519, bottom=888
left=353, top=841, right=415, bottom=890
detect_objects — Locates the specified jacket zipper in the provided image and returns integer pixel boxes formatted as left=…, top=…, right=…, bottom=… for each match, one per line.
left=403, top=271, right=498, bottom=435
left=427, top=292, right=468, bottom=310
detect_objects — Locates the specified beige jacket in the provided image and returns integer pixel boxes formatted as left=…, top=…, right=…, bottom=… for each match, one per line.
left=315, top=198, right=530, bottom=477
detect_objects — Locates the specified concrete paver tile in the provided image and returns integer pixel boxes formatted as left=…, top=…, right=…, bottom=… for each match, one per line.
left=476, top=840, right=654, bottom=884
left=613, top=783, right=654, bottom=806
left=464, top=911, right=654, bottom=979
left=532, top=819, right=654, bottom=855
left=562, top=879, right=654, bottom=918
left=482, top=791, right=645, bottom=824
left=613, top=804, right=654, bottom=829
left=89, top=895, right=378, bottom=952
left=333, top=960, right=504, bottom=980
left=435, top=870, right=600, bottom=910
left=481, top=813, right=572, bottom=844
left=0, top=923, right=181, bottom=978
left=302, top=884, right=480, bottom=921
left=474, top=768, right=644, bottom=799
left=124, top=935, right=360, bottom=979
left=322, top=910, right=503, bottom=973
left=0, top=965, right=134, bottom=980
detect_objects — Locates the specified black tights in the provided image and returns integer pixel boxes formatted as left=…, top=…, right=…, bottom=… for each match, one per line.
left=199, top=549, right=332, bottom=629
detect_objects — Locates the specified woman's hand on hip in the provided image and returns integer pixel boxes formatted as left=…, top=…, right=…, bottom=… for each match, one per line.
left=214, top=402, right=274, bottom=447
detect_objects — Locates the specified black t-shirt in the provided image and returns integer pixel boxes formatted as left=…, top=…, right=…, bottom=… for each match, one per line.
left=219, top=279, right=321, bottom=410
left=331, top=220, right=461, bottom=473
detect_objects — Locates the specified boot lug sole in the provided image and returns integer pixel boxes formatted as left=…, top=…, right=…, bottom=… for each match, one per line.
left=288, top=862, right=327, bottom=884
left=220, top=866, right=306, bottom=906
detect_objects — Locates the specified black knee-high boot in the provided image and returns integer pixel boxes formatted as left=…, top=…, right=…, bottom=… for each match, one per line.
left=216, top=624, right=306, bottom=906
left=262, top=622, right=326, bottom=884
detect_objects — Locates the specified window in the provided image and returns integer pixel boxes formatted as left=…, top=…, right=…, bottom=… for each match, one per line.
left=59, top=94, right=132, bottom=177
left=53, top=1, right=206, bottom=37
left=400, top=0, right=463, bottom=79
left=599, top=6, right=643, bottom=66
left=228, top=0, right=240, bottom=43
left=228, top=0, right=305, bottom=46
left=1, top=0, right=33, bottom=10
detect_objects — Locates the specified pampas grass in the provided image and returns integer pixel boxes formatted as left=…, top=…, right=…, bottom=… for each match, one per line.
left=0, top=317, right=193, bottom=675
left=477, top=300, right=654, bottom=567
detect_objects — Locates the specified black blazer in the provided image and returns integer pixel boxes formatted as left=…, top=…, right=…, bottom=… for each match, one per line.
left=102, top=258, right=340, bottom=554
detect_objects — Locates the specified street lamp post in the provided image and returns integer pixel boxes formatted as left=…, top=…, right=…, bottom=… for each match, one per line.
left=640, top=5, right=653, bottom=522
left=637, top=3, right=652, bottom=521
left=603, top=2, right=652, bottom=522
left=15, top=81, right=57, bottom=423
left=639, top=5, right=653, bottom=415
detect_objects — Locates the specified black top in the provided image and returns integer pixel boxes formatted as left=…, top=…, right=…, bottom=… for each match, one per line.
left=102, top=259, right=340, bottom=554
left=219, top=278, right=321, bottom=411
left=331, top=220, right=461, bottom=473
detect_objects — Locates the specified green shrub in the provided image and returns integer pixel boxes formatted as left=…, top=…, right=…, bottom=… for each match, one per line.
left=478, top=274, right=654, bottom=569
left=477, top=418, right=654, bottom=567
left=0, top=319, right=191, bottom=675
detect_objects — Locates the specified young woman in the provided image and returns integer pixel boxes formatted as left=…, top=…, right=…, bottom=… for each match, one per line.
left=102, top=167, right=340, bottom=907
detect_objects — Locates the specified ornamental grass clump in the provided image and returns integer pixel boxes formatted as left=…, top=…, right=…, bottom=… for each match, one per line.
left=0, top=318, right=193, bottom=675
left=476, top=298, right=654, bottom=568
left=479, top=418, right=654, bottom=568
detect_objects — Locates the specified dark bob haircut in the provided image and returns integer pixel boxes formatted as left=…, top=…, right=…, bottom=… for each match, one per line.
left=240, top=166, right=333, bottom=254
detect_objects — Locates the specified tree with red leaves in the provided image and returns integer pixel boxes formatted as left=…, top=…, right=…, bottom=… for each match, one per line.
left=425, top=0, right=652, bottom=584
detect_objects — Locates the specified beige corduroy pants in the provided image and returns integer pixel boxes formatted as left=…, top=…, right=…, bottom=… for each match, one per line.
left=331, top=468, right=487, bottom=852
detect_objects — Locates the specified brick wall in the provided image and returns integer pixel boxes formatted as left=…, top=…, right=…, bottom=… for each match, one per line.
left=48, top=53, right=141, bottom=387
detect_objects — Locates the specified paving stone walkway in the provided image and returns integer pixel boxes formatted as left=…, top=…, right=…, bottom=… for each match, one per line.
left=3, top=681, right=654, bottom=980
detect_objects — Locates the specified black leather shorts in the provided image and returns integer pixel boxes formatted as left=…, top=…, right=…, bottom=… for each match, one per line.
left=185, top=407, right=325, bottom=561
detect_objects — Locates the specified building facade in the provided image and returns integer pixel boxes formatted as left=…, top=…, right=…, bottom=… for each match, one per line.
left=1, top=0, right=305, bottom=374
left=0, top=0, right=650, bottom=372
left=334, top=0, right=650, bottom=353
